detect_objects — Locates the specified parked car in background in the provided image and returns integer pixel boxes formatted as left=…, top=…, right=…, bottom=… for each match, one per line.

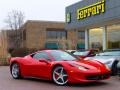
left=85, top=50, right=120, bottom=75
left=73, top=49, right=97, bottom=59
left=117, top=61, right=120, bottom=77
left=10, top=50, right=110, bottom=85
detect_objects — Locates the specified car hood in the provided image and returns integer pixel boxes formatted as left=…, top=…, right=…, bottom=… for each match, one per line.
left=65, top=60, right=105, bottom=70
left=85, top=56, right=120, bottom=63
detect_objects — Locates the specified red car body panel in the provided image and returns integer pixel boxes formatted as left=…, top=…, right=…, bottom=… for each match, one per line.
left=10, top=50, right=111, bottom=84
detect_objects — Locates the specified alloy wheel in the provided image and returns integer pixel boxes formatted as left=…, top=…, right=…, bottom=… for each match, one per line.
left=53, top=66, right=68, bottom=85
left=11, top=63, right=20, bottom=79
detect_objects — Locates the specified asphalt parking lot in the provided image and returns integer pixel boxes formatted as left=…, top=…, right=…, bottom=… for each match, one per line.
left=0, top=66, right=120, bottom=90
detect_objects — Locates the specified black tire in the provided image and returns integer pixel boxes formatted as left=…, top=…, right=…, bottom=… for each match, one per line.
left=117, top=62, right=120, bottom=76
left=111, top=61, right=118, bottom=76
left=52, top=66, right=68, bottom=85
left=11, top=63, right=22, bottom=79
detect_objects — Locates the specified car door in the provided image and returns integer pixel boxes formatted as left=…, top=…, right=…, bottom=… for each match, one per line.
left=30, top=51, right=52, bottom=79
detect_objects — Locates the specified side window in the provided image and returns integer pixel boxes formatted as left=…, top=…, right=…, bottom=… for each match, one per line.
left=33, top=52, right=50, bottom=61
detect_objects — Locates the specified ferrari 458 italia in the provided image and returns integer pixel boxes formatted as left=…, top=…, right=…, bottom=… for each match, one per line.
left=10, top=50, right=111, bottom=85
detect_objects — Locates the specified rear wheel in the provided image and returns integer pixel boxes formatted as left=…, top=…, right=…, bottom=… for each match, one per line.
left=11, top=63, right=21, bottom=79
left=52, top=66, right=68, bottom=85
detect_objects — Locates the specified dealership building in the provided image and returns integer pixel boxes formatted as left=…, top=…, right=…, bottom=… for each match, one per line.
left=1, top=0, right=120, bottom=65
left=65, top=0, right=120, bottom=50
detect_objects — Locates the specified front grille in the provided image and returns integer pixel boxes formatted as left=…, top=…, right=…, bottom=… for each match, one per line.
left=86, top=74, right=110, bottom=80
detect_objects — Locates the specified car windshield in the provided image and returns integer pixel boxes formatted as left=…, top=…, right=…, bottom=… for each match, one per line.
left=50, top=50, right=77, bottom=61
left=97, top=51, right=120, bottom=56
left=73, top=51, right=89, bottom=56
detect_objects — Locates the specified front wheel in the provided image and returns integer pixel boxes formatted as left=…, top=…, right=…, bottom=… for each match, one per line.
left=11, top=63, right=21, bottom=79
left=52, top=66, right=68, bottom=85
left=111, top=61, right=118, bottom=76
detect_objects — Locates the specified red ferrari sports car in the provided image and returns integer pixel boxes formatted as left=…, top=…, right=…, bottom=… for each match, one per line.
left=10, top=50, right=111, bottom=85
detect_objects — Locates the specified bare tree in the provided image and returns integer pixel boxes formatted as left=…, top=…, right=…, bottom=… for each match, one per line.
left=5, top=10, right=25, bottom=30
left=5, top=10, right=25, bottom=49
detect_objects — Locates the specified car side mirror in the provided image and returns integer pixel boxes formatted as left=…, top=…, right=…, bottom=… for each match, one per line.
left=39, top=58, right=49, bottom=64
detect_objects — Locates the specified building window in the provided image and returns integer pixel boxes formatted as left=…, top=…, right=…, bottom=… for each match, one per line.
left=107, top=24, right=120, bottom=49
left=45, top=42, right=60, bottom=49
left=89, top=28, right=103, bottom=50
left=78, top=31, right=85, bottom=39
left=46, top=29, right=67, bottom=39
left=23, top=29, right=26, bottom=40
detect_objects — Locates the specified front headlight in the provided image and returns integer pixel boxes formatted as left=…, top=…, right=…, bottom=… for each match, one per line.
left=77, top=65, right=88, bottom=71
left=70, top=63, right=88, bottom=71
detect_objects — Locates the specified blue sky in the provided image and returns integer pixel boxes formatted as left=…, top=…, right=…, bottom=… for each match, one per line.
left=0, top=0, right=81, bottom=29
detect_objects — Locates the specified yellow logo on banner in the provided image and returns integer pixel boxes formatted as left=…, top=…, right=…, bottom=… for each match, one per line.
left=77, top=0, right=105, bottom=20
